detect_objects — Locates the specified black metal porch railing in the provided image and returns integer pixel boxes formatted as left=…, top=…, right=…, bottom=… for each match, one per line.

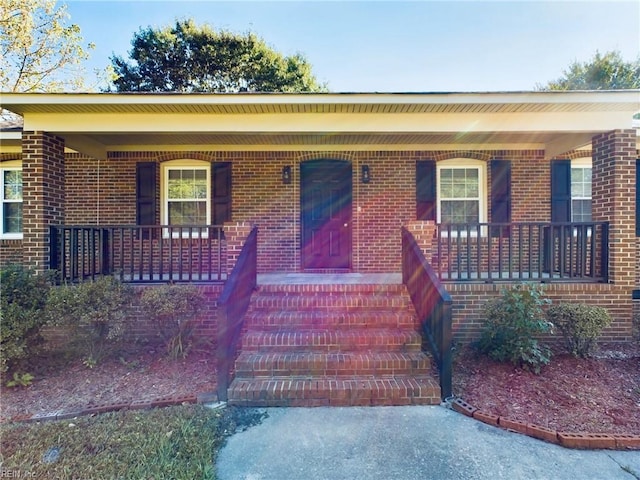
left=435, top=222, right=609, bottom=283
left=401, top=227, right=452, bottom=400
left=50, top=225, right=226, bottom=283
left=216, top=226, right=258, bottom=402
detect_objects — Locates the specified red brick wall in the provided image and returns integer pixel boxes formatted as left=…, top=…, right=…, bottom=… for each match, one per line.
left=447, top=283, right=633, bottom=343
left=127, top=284, right=223, bottom=344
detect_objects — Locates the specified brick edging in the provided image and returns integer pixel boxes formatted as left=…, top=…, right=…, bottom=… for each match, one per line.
left=450, top=397, right=640, bottom=450
left=6, top=391, right=219, bottom=424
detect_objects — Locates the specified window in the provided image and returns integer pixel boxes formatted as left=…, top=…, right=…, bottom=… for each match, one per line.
left=161, top=160, right=210, bottom=236
left=0, top=162, right=22, bottom=239
left=437, top=159, right=486, bottom=225
left=571, top=158, right=592, bottom=223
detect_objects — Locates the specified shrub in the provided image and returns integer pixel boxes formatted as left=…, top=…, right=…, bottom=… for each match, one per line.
left=45, top=276, right=134, bottom=366
left=477, top=283, right=553, bottom=373
left=0, top=265, right=55, bottom=375
left=547, top=303, right=611, bottom=358
left=139, top=284, right=206, bottom=359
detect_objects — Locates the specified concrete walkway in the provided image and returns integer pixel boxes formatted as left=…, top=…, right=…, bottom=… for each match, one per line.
left=216, top=406, right=640, bottom=480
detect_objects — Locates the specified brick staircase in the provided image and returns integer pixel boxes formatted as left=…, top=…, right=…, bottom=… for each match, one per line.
left=227, top=282, right=441, bottom=406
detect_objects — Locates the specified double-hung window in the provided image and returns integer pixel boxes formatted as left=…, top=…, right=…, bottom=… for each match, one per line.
left=437, top=160, right=486, bottom=226
left=0, top=162, right=22, bottom=239
left=162, top=160, right=210, bottom=237
left=571, top=158, right=592, bottom=223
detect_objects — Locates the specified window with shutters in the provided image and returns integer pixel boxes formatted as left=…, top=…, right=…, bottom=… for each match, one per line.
left=571, top=158, right=592, bottom=223
left=437, top=159, right=487, bottom=225
left=0, top=161, right=22, bottom=239
left=161, top=160, right=211, bottom=237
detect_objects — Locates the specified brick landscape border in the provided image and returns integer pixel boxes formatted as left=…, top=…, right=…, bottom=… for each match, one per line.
left=451, top=397, right=640, bottom=450
left=6, top=391, right=218, bottom=424
left=6, top=393, right=639, bottom=451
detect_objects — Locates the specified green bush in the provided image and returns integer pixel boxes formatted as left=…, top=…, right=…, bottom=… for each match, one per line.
left=45, top=276, right=134, bottom=366
left=477, top=283, right=553, bottom=373
left=547, top=303, right=611, bottom=358
left=0, top=265, right=55, bottom=375
left=140, top=284, right=206, bottom=359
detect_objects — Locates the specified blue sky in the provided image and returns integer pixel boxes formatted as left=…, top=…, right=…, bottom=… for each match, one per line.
left=66, top=0, right=640, bottom=92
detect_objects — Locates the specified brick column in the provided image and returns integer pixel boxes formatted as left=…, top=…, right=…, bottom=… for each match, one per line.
left=223, top=221, right=253, bottom=275
left=592, top=130, right=636, bottom=288
left=22, top=131, right=65, bottom=273
left=405, top=220, right=437, bottom=263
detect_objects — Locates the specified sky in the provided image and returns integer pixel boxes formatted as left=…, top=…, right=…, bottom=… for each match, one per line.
left=66, top=0, right=640, bottom=92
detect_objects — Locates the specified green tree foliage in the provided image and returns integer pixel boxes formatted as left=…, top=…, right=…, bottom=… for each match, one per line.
left=0, top=0, right=94, bottom=92
left=477, top=284, right=553, bottom=373
left=110, top=19, right=326, bottom=93
left=45, top=276, right=134, bottom=366
left=139, top=284, right=206, bottom=359
left=0, top=265, right=55, bottom=375
left=538, top=50, right=640, bottom=90
left=546, top=303, right=611, bottom=358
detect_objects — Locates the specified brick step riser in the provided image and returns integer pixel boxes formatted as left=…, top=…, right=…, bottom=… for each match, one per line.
left=251, top=297, right=413, bottom=309
left=241, top=331, right=422, bottom=353
left=257, top=284, right=409, bottom=294
left=227, top=376, right=441, bottom=407
left=234, top=357, right=431, bottom=377
left=245, top=313, right=418, bottom=330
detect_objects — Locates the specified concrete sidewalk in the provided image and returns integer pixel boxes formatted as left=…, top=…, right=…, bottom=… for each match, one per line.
left=216, top=406, right=640, bottom=480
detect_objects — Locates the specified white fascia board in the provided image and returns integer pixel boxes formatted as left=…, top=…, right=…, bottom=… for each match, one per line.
left=24, top=111, right=636, bottom=134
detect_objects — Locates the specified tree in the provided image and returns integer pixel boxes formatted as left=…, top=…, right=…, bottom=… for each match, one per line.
left=538, top=50, right=640, bottom=90
left=0, top=0, right=94, bottom=92
left=110, top=19, right=326, bottom=93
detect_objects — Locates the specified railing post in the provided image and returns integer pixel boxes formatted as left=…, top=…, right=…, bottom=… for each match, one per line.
left=440, top=300, right=453, bottom=399
left=216, top=303, right=230, bottom=402
left=601, top=222, right=609, bottom=283
left=49, top=226, right=59, bottom=272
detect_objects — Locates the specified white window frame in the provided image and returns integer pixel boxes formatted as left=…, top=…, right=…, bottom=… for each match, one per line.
left=437, top=159, right=487, bottom=237
left=161, top=160, right=211, bottom=238
left=571, top=157, right=592, bottom=223
left=0, top=161, right=23, bottom=240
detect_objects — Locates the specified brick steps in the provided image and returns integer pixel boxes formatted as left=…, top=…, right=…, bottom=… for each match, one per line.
left=227, top=282, right=441, bottom=407
left=235, top=351, right=430, bottom=377
left=245, top=309, right=417, bottom=330
left=241, top=329, right=422, bottom=353
left=228, top=376, right=440, bottom=407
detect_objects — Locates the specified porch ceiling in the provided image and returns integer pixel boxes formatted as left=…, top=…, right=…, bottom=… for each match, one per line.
left=1, top=91, right=638, bottom=159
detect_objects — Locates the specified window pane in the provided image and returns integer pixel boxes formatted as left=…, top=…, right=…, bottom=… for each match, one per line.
left=441, top=200, right=479, bottom=224
left=571, top=167, right=592, bottom=198
left=3, top=171, right=22, bottom=200
left=572, top=199, right=592, bottom=222
left=168, top=169, right=208, bottom=200
left=3, top=203, right=22, bottom=233
left=168, top=201, right=207, bottom=225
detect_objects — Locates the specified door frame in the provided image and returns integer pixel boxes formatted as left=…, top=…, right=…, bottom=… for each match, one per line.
left=300, top=159, right=353, bottom=271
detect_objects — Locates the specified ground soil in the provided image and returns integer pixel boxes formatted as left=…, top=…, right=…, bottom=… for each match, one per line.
left=1, top=342, right=638, bottom=436
left=453, top=342, right=640, bottom=435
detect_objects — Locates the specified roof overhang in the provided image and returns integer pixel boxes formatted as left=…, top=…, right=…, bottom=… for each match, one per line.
left=1, top=91, right=638, bottom=160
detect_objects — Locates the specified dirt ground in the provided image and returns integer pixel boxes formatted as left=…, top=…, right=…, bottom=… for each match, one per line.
left=452, top=342, right=640, bottom=435
left=2, top=342, right=638, bottom=436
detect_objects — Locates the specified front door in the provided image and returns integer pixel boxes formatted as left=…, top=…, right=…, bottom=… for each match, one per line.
left=301, top=160, right=352, bottom=270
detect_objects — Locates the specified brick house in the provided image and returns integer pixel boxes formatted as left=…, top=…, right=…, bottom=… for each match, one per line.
left=1, top=91, right=638, bottom=405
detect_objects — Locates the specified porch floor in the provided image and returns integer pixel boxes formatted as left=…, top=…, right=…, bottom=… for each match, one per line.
left=257, top=272, right=403, bottom=285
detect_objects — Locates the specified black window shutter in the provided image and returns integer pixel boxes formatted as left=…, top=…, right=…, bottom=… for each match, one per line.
left=416, top=160, right=436, bottom=221
left=551, top=160, right=571, bottom=222
left=213, top=162, right=232, bottom=225
left=490, top=160, right=511, bottom=236
left=136, top=162, right=157, bottom=225
left=636, top=159, right=639, bottom=236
